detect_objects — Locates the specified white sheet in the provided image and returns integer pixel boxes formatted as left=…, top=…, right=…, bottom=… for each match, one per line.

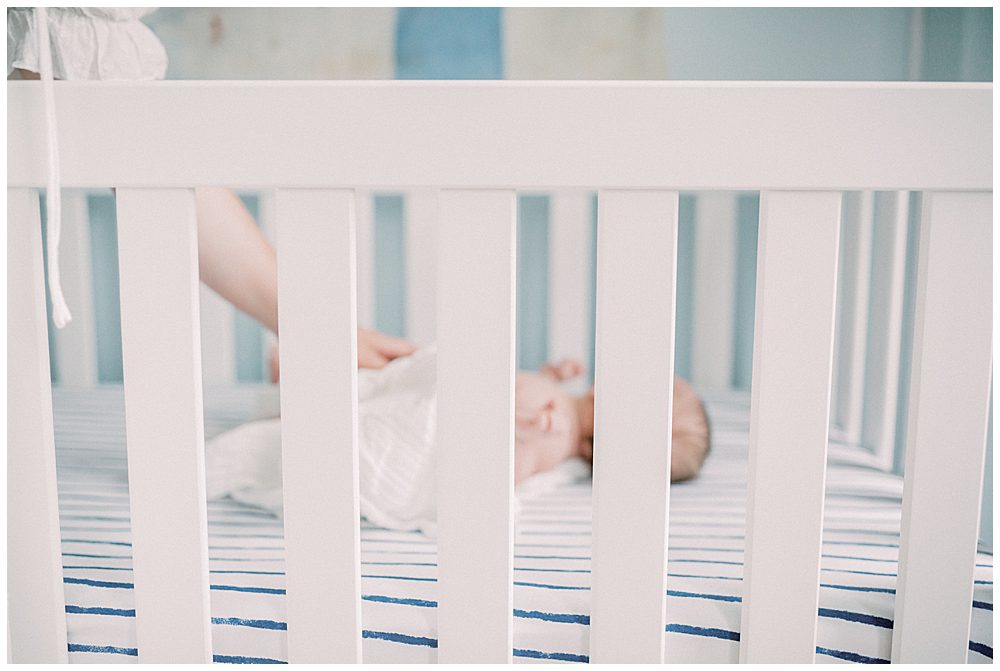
left=52, top=386, right=993, bottom=663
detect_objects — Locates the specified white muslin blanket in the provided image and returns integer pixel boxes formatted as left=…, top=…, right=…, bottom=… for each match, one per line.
left=205, top=345, right=589, bottom=536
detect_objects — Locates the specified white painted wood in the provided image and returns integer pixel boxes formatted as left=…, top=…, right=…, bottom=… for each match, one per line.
left=405, top=189, right=437, bottom=346
left=52, top=189, right=97, bottom=386
left=740, top=191, right=841, bottom=663
left=832, top=191, right=874, bottom=444
left=861, top=192, right=909, bottom=470
left=355, top=189, right=375, bottom=330
left=9, top=82, right=990, bottom=191
left=115, top=188, right=212, bottom=662
left=436, top=190, right=516, bottom=663
left=548, top=191, right=592, bottom=372
left=256, top=190, right=278, bottom=379
left=891, top=191, right=992, bottom=663
left=7, top=188, right=69, bottom=663
left=690, top=191, right=738, bottom=390
left=275, top=189, right=362, bottom=663
left=590, top=190, right=678, bottom=663
left=199, top=285, right=236, bottom=385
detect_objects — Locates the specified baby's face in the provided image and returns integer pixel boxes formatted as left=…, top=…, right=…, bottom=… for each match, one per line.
left=513, top=372, right=583, bottom=483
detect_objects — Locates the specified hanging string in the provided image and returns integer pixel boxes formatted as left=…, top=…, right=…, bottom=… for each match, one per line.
left=36, top=6, right=73, bottom=328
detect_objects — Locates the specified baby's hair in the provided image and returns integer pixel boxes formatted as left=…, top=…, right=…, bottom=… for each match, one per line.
left=582, top=391, right=711, bottom=484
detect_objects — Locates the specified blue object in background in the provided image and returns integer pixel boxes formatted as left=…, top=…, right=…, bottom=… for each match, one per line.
left=395, top=8, right=503, bottom=80
left=374, top=195, right=407, bottom=340
left=517, top=195, right=550, bottom=372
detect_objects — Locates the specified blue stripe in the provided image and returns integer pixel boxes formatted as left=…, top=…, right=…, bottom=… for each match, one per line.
left=63, top=565, right=131, bottom=572
left=515, top=567, right=590, bottom=574
left=514, top=581, right=589, bottom=591
left=513, top=647, right=589, bottom=663
left=821, top=583, right=895, bottom=594
left=362, top=594, right=437, bottom=608
left=514, top=609, right=589, bottom=625
left=211, top=584, right=285, bottom=595
left=818, top=607, right=892, bottom=629
left=668, top=589, right=741, bottom=603
left=213, top=654, right=285, bottom=664
left=363, top=629, right=437, bottom=648
left=210, top=570, right=284, bottom=576
left=65, top=576, right=132, bottom=589
left=815, top=646, right=889, bottom=664
left=969, top=641, right=993, bottom=659
left=666, top=623, right=740, bottom=641
left=362, top=574, right=436, bottom=583
left=213, top=617, right=286, bottom=631
left=68, top=643, right=137, bottom=656
left=972, top=600, right=993, bottom=611
left=66, top=605, right=134, bottom=617
left=669, top=572, right=741, bottom=581
left=63, top=552, right=130, bottom=559
left=62, top=538, right=131, bottom=547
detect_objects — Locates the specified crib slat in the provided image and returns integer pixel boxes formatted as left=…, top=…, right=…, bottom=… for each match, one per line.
left=832, top=191, right=874, bottom=444
left=861, top=192, right=909, bottom=469
left=355, top=189, right=375, bottom=330
left=548, top=191, right=592, bottom=373
left=7, top=188, right=68, bottom=663
left=52, top=189, right=98, bottom=385
left=116, top=189, right=212, bottom=662
left=691, top=191, right=738, bottom=390
left=590, top=190, right=679, bottom=663
left=275, top=189, right=362, bottom=663
left=199, top=285, right=235, bottom=385
left=740, top=191, right=841, bottom=663
left=405, top=188, right=437, bottom=346
left=891, top=191, right=992, bottom=663
left=437, top=189, right=516, bottom=663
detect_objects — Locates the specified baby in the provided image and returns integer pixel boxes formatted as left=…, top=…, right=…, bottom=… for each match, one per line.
left=514, top=359, right=710, bottom=484
left=206, top=346, right=710, bottom=535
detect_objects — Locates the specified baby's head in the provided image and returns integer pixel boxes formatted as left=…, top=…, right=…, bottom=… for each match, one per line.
left=570, top=377, right=711, bottom=483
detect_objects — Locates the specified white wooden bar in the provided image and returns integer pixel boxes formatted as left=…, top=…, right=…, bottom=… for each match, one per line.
left=116, top=189, right=212, bottom=662
left=691, top=191, right=738, bottom=390
left=275, top=189, right=362, bottom=663
left=52, top=189, right=98, bottom=386
left=740, top=191, right=841, bottom=663
left=9, top=83, right=990, bottom=192
left=548, top=191, right=592, bottom=377
left=7, top=188, right=69, bottom=663
left=832, top=191, right=874, bottom=444
left=436, top=190, right=516, bottom=663
left=355, top=189, right=375, bottom=330
left=590, top=190, right=678, bottom=663
left=405, top=188, right=438, bottom=346
left=861, top=192, right=909, bottom=470
left=256, top=190, right=279, bottom=380
left=891, top=191, right=992, bottom=663
left=199, top=285, right=235, bottom=385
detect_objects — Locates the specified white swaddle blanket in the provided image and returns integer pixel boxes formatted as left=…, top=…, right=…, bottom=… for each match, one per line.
left=205, top=345, right=589, bottom=535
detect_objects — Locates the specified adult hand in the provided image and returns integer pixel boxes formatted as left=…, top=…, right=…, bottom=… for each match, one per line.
left=268, top=328, right=417, bottom=382
left=357, top=327, right=416, bottom=369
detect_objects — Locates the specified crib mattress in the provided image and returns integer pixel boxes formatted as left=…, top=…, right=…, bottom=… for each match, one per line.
left=52, top=386, right=992, bottom=664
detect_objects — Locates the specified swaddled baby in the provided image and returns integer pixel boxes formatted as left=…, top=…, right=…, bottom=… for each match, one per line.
left=205, top=345, right=709, bottom=535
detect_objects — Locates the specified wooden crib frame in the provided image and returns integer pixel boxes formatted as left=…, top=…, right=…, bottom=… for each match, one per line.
left=7, top=81, right=992, bottom=663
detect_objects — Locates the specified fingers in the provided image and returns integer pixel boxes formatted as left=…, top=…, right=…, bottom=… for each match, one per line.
left=358, top=328, right=416, bottom=369
left=540, top=358, right=585, bottom=381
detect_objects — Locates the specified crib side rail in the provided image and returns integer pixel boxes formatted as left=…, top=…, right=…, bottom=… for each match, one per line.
left=6, top=82, right=992, bottom=664
left=8, top=82, right=991, bottom=192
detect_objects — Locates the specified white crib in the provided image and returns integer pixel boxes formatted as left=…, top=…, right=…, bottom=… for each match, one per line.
left=7, top=81, right=992, bottom=663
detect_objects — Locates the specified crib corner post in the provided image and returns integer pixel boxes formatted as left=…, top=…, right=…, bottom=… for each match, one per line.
left=7, top=187, right=69, bottom=663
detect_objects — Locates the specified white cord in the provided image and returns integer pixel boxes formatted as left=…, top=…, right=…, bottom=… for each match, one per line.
left=36, top=6, right=72, bottom=328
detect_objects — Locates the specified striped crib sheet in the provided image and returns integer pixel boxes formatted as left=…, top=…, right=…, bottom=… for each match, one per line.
left=52, top=386, right=992, bottom=663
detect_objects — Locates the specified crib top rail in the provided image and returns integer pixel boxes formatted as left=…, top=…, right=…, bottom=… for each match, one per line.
left=8, top=81, right=991, bottom=192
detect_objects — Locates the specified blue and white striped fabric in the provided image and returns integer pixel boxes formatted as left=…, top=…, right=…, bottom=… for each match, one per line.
left=53, top=386, right=992, bottom=663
